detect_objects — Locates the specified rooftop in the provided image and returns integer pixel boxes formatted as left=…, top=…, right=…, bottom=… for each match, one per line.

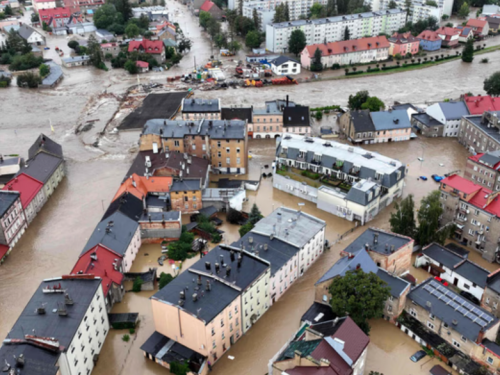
left=0, top=190, right=20, bottom=217
left=417, top=30, right=441, bottom=41
left=128, top=39, right=164, bottom=54
left=343, top=227, right=413, bottom=256
left=102, top=192, right=144, bottom=221
left=221, top=107, right=253, bottom=123
left=466, top=18, right=488, bottom=28
left=2, top=173, right=43, bottom=209
left=140, top=331, right=205, bottom=366
left=62, top=55, right=90, bottom=64
left=304, top=36, right=389, bottom=57
left=464, top=95, right=500, bottom=115
left=350, top=109, right=375, bottom=133
left=181, top=98, right=220, bottom=113
left=253, top=99, right=296, bottom=115
left=370, top=110, right=412, bottom=131
left=271, top=55, right=299, bottom=66
left=0, top=343, right=59, bottom=375
left=113, top=173, right=172, bottom=201
left=142, top=119, right=246, bottom=140
left=469, top=151, right=500, bottom=171
left=170, top=179, right=202, bottom=192
left=463, top=112, right=500, bottom=145
left=316, top=248, right=378, bottom=284
left=41, top=62, right=63, bottom=87
left=388, top=32, right=419, bottom=44
left=441, top=174, right=483, bottom=195
left=301, top=302, right=337, bottom=325
left=376, top=268, right=411, bottom=298
left=283, top=106, right=310, bottom=127
left=19, top=153, right=63, bottom=184
left=412, top=112, right=443, bottom=127
left=436, top=101, right=470, bottom=121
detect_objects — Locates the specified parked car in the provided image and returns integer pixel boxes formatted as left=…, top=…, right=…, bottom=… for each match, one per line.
left=460, top=290, right=480, bottom=305
left=432, top=174, right=444, bottom=182
left=419, top=176, right=428, bottom=181
left=434, top=276, right=449, bottom=286
left=410, top=350, right=427, bottom=362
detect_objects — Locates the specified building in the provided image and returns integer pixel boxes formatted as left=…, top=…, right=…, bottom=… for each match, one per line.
left=464, top=151, right=500, bottom=191
left=20, top=152, right=65, bottom=199
left=482, top=4, right=500, bottom=16
left=103, top=191, right=144, bottom=221
left=466, top=18, right=490, bottom=36
left=140, top=119, right=248, bottom=174
left=412, top=112, right=446, bottom=137
left=200, top=0, right=223, bottom=19
left=17, top=24, right=45, bottom=45
left=458, top=111, right=500, bottom=154
left=128, top=39, right=165, bottom=63
left=136, top=60, right=149, bottom=73
left=425, top=101, right=470, bottom=137
left=270, top=56, right=301, bottom=75
left=33, top=0, right=57, bottom=11
left=251, top=98, right=295, bottom=139
left=301, top=36, right=390, bottom=69
left=138, top=210, right=181, bottom=243
left=0, top=191, right=27, bottom=248
left=455, top=26, right=475, bottom=42
left=274, top=134, right=406, bottom=224
left=101, top=42, right=121, bottom=57
left=439, top=174, right=500, bottom=262
left=366, top=0, right=449, bottom=22
left=388, top=32, right=420, bottom=56
left=38, top=7, right=83, bottom=28
left=416, top=30, right=442, bottom=51
left=230, top=0, right=327, bottom=20
left=486, top=15, right=500, bottom=33
left=283, top=105, right=310, bottom=135
left=339, top=109, right=375, bottom=144
left=170, top=179, right=203, bottom=213
left=95, top=29, right=114, bottom=41
left=265, top=9, right=406, bottom=53
left=181, top=98, right=221, bottom=120
left=406, top=278, right=499, bottom=358
left=62, top=55, right=90, bottom=67
left=463, top=95, right=500, bottom=115
left=481, top=269, right=500, bottom=318
left=242, top=3, right=274, bottom=32
left=0, top=277, right=109, bottom=375
left=436, top=26, right=461, bottom=47
left=269, top=317, right=370, bottom=375
left=415, top=243, right=489, bottom=300
left=221, top=107, right=253, bottom=131
left=2, top=173, right=46, bottom=225
left=41, top=61, right=64, bottom=88
left=0, top=156, right=21, bottom=188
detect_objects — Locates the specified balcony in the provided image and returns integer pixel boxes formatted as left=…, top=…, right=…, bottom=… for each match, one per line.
left=456, top=215, right=467, bottom=223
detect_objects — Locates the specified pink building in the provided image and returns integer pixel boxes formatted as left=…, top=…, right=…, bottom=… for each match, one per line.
left=388, top=32, right=420, bottom=56
left=436, top=26, right=461, bottom=47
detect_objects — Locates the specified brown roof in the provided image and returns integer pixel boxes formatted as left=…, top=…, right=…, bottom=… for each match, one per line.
left=436, top=26, right=460, bottom=36
left=417, top=30, right=441, bottom=41
left=303, top=36, right=389, bottom=57
left=388, top=32, right=419, bottom=44
left=329, top=317, right=369, bottom=363
left=466, top=18, right=488, bottom=29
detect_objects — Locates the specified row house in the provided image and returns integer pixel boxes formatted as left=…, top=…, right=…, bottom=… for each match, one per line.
left=2, top=173, right=46, bottom=225
left=413, top=101, right=470, bottom=138
left=464, top=94, right=500, bottom=115
left=416, top=30, right=442, bottom=51
left=138, top=210, right=181, bottom=244
left=436, top=26, right=461, bottom=47
left=0, top=191, right=27, bottom=249
left=140, top=119, right=248, bottom=174
left=181, top=99, right=221, bottom=121
left=38, top=7, right=81, bottom=28
left=458, top=111, right=500, bottom=155
left=230, top=0, right=327, bottom=21
left=439, top=174, right=500, bottom=262
left=464, top=150, right=500, bottom=192
left=301, top=36, right=390, bottom=70
left=388, top=32, right=420, bottom=56
left=251, top=98, right=295, bottom=139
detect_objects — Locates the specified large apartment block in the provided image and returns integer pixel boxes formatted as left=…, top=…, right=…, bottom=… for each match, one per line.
left=265, top=9, right=406, bottom=53
left=365, top=0, right=452, bottom=22
left=458, top=111, right=500, bottom=155
left=230, top=0, right=327, bottom=21
left=464, top=151, right=500, bottom=192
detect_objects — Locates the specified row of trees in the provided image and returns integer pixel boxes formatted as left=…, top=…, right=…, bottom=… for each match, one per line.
left=348, top=90, right=385, bottom=111
left=93, top=0, right=148, bottom=35
left=396, top=16, right=439, bottom=36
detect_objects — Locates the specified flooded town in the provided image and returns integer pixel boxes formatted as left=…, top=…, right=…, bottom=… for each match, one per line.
left=2, top=0, right=500, bottom=374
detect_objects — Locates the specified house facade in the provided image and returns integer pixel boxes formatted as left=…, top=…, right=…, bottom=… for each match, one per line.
left=436, top=26, right=460, bottom=47
left=270, top=56, right=301, bottom=75
left=426, top=101, right=470, bottom=137
left=464, top=151, right=500, bottom=191
left=416, top=30, right=442, bottom=51
left=0, top=191, right=27, bottom=248
left=283, top=105, right=310, bottom=135
left=199, top=0, right=223, bottom=19
left=251, top=99, right=294, bottom=139
left=388, top=32, right=420, bottom=56
left=101, top=42, right=121, bottom=57
left=128, top=39, right=165, bottom=63
left=466, top=18, right=490, bottom=36
left=181, top=98, right=221, bottom=120
left=458, top=111, right=500, bottom=155
left=138, top=211, right=182, bottom=243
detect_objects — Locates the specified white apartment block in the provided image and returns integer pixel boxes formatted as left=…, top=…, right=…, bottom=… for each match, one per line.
left=231, top=0, right=327, bottom=21
left=242, top=4, right=276, bottom=32
left=266, top=9, right=406, bottom=53
left=366, top=0, right=452, bottom=23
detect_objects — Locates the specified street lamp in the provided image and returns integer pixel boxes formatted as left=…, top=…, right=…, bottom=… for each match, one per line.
left=419, top=143, right=426, bottom=169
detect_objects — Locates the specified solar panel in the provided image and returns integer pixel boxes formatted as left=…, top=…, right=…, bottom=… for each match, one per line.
left=442, top=296, right=451, bottom=304
left=458, top=307, right=468, bottom=315
left=477, top=319, right=487, bottom=327
left=450, top=301, right=460, bottom=309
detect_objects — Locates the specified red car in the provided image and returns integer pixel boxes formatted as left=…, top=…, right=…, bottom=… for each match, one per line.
left=434, top=276, right=449, bottom=286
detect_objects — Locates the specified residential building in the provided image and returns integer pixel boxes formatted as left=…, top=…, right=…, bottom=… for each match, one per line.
left=466, top=18, right=490, bottom=36
left=367, top=0, right=448, bottom=22
left=28, top=133, right=64, bottom=160
left=416, top=30, right=442, bottom=51
left=0, top=276, right=109, bottom=375
left=170, top=179, right=203, bottom=213
left=101, top=42, right=121, bottom=57
left=138, top=210, right=181, bottom=243
left=463, top=95, right=500, bottom=115
left=0, top=156, right=21, bottom=188
left=482, top=4, right=500, bottom=16
left=136, top=60, right=149, bottom=73
left=200, top=0, right=223, bottom=19
left=242, top=3, right=274, bottom=32
left=283, top=105, right=310, bottom=135
left=103, top=191, right=144, bottom=221
left=221, top=107, right=253, bottom=132
left=0, top=191, right=27, bottom=247
left=38, top=7, right=82, bottom=28
left=455, top=25, right=475, bottom=42
left=16, top=24, right=46, bottom=45
left=486, top=15, right=500, bottom=33
left=458, top=111, right=500, bottom=155
left=406, top=278, right=499, bottom=358
left=2, top=173, right=46, bottom=225
left=181, top=98, right=221, bottom=120
left=388, top=32, right=420, bottom=56
left=62, top=55, right=90, bottom=67
left=300, top=36, right=390, bottom=70
left=265, top=9, right=406, bottom=53
left=41, top=61, right=64, bottom=88
left=128, top=39, right=165, bottom=63
left=274, top=134, right=406, bottom=224
left=270, top=56, right=301, bottom=75
left=439, top=174, right=500, bottom=262
left=339, top=109, right=375, bottom=144
left=412, top=112, right=446, bottom=137
left=140, top=119, right=248, bottom=174
left=481, top=269, right=500, bottom=318
left=251, top=98, right=295, bottom=139
left=269, top=317, right=370, bottom=375
left=229, top=0, right=327, bottom=20
left=20, top=152, right=65, bottom=199
left=425, top=101, right=470, bottom=137
left=436, top=26, right=461, bottom=47
left=95, top=29, right=114, bottom=41
left=157, top=24, right=177, bottom=41
left=33, top=0, right=57, bottom=11
left=415, top=243, right=489, bottom=300
left=464, top=151, right=500, bottom=191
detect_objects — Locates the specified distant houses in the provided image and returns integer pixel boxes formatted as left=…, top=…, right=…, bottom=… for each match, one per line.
left=388, top=32, right=420, bottom=57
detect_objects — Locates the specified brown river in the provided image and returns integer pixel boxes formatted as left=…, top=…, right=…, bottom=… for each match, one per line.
left=1, top=1, right=500, bottom=374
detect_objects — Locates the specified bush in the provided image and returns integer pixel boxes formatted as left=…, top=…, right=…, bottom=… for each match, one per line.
left=9, top=53, right=44, bottom=71
left=159, top=272, right=174, bottom=289
left=480, top=58, right=489, bottom=63
left=314, top=111, right=323, bottom=121
left=227, top=208, right=243, bottom=224
left=239, top=222, right=254, bottom=238
left=331, top=63, right=341, bottom=70
left=122, top=334, right=130, bottom=342
left=39, top=64, right=50, bottom=78
left=301, top=170, right=321, bottom=179
left=68, top=40, right=79, bottom=49
left=212, top=233, right=222, bottom=243
left=17, top=72, right=42, bottom=88
left=0, top=76, right=11, bottom=88
left=129, top=328, right=135, bottom=334
left=132, top=277, right=143, bottom=292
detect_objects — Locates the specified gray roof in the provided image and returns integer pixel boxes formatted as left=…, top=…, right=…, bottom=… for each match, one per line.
left=7, top=278, right=102, bottom=348
left=140, top=331, right=205, bottom=364
left=301, top=302, right=337, bottom=324
left=19, top=153, right=63, bottom=184
left=142, top=119, right=246, bottom=140
left=316, top=248, right=378, bottom=284
left=81, top=211, right=140, bottom=256
left=487, top=272, right=500, bottom=294
left=408, top=278, right=497, bottom=341
left=271, top=55, right=299, bottom=66
left=232, top=232, right=300, bottom=276
left=464, top=112, right=500, bottom=144
left=283, top=106, right=310, bottom=127
left=482, top=339, right=500, bottom=357
left=350, top=109, right=375, bottom=133
left=171, top=179, right=201, bottom=191
left=345, top=179, right=380, bottom=206
left=478, top=150, right=500, bottom=169
left=18, top=24, right=42, bottom=40
left=197, top=205, right=218, bottom=217
left=221, top=107, right=252, bottom=123
left=103, top=192, right=144, bottom=221
left=96, top=29, right=114, bottom=36
left=182, top=98, right=220, bottom=113
left=138, top=211, right=180, bottom=222
left=0, top=343, right=59, bottom=375
left=423, top=243, right=463, bottom=269
left=370, top=110, right=412, bottom=131
left=254, top=99, right=296, bottom=115
left=252, top=207, right=325, bottom=249
left=445, top=243, right=470, bottom=258
left=343, top=228, right=412, bottom=255
left=28, top=134, right=63, bottom=160
left=438, top=101, right=470, bottom=121
left=62, top=55, right=90, bottom=64
left=455, top=261, right=489, bottom=288
left=392, top=103, right=419, bottom=112
left=0, top=191, right=20, bottom=217
left=376, top=268, right=410, bottom=298
left=42, top=62, right=63, bottom=87
left=412, top=113, right=443, bottom=128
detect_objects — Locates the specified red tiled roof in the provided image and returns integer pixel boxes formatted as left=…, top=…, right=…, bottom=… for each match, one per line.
left=136, top=60, right=149, bottom=68
left=469, top=153, right=500, bottom=170
left=304, top=36, right=389, bottom=57
left=200, top=0, right=215, bottom=12
left=331, top=316, right=370, bottom=362
left=467, top=18, right=488, bottom=29
left=38, top=7, right=72, bottom=18
left=113, top=173, right=172, bottom=201
left=2, top=173, right=43, bottom=209
left=417, top=30, right=441, bottom=41
left=71, top=245, right=124, bottom=296
left=436, top=26, right=461, bottom=36
left=441, top=174, right=484, bottom=195
left=128, top=39, right=164, bottom=55
left=0, top=244, right=9, bottom=262
left=389, top=32, right=419, bottom=44
left=101, top=42, right=118, bottom=48
left=464, top=94, right=500, bottom=115
left=311, top=341, right=352, bottom=375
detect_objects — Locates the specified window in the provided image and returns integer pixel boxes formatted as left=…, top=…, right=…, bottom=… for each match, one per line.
left=236, top=148, right=240, bottom=153
left=429, top=313, right=435, bottom=321
left=213, top=340, right=216, bottom=349
left=427, top=321, right=435, bottom=330
left=174, top=140, right=180, bottom=147
left=74, top=360, right=78, bottom=367
left=221, top=319, right=224, bottom=327
left=464, top=284, right=470, bottom=290
left=452, top=340, right=461, bottom=348
left=487, top=357, right=494, bottom=364
left=461, top=335, right=467, bottom=343
left=226, top=158, right=230, bottom=164
left=410, top=308, right=417, bottom=318
left=211, top=327, right=215, bottom=336
left=217, top=141, right=221, bottom=148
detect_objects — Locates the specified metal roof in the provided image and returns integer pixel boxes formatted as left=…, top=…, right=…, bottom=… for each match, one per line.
left=41, top=62, right=63, bottom=87
left=142, top=119, right=246, bottom=140
left=438, top=101, right=470, bottom=121
left=0, top=343, right=59, bottom=375
left=0, top=191, right=20, bottom=217
left=19, top=152, right=63, bottom=184
left=28, top=134, right=63, bottom=160
left=316, top=248, right=378, bottom=284
left=181, top=98, right=220, bottom=113
left=370, top=110, right=412, bottom=131
left=376, top=268, right=410, bottom=298
left=343, top=228, right=412, bottom=255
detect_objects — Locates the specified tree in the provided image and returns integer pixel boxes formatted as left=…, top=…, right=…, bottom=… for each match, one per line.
left=4, top=5, right=12, bottom=15
left=390, top=195, right=416, bottom=238
left=388, top=0, right=397, bottom=8
left=458, top=2, right=469, bottom=18
left=17, top=72, right=42, bottom=88
left=9, top=53, right=43, bottom=71
left=228, top=40, right=242, bottom=53
left=361, top=96, right=385, bottom=111
left=248, top=204, right=263, bottom=225
left=284, top=2, right=290, bottom=20
left=329, top=269, right=391, bottom=334
left=404, top=0, right=412, bottom=22
left=87, top=34, right=106, bottom=70
left=159, top=272, right=174, bottom=289
left=348, top=90, right=370, bottom=110
left=31, top=13, right=40, bottom=23
left=227, top=208, right=243, bottom=224
left=171, top=53, right=183, bottom=66
left=252, top=8, right=261, bottom=30
left=125, top=23, right=140, bottom=38
left=288, top=29, right=306, bottom=56
left=109, top=0, right=132, bottom=22
left=93, top=3, right=123, bottom=30
left=132, top=277, right=143, bottom=292
left=178, top=38, right=192, bottom=53
left=239, top=222, right=254, bottom=237
left=199, top=11, right=212, bottom=29
left=68, top=40, right=79, bottom=49
left=310, top=3, right=324, bottom=18
left=273, top=3, right=285, bottom=22
left=0, top=75, right=11, bottom=88
left=310, top=47, right=323, bottom=71
left=484, top=72, right=500, bottom=96
left=170, top=361, right=190, bottom=375
left=415, top=191, right=445, bottom=246
left=462, top=38, right=474, bottom=63
left=138, top=13, right=150, bottom=29
left=39, top=63, right=50, bottom=78
left=124, top=59, right=138, bottom=74
left=245, top=30, right=262, bottom=48
left=344, top=26, right=350, bottom=41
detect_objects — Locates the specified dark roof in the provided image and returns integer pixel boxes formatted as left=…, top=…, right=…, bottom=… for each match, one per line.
left=316, top=248, right=378, bottom=284
left=221, top=107, right=252, bottom=123
left=0, top=343, right=59, bottom=375
left=8, top=278, right=102, bottom=348
left=392, top=103, right=419, bottom=112
left=283, top=106, right=310, bottom=127
left=487, top=271, right=500, bottom=294
left=0, top=191, right=20, bottom=217
left=343, top=227, right=412, bottom=255
left=422, top=243, right=464, bottom=269
left=464, top=112, right=500, bottom=144
left=138, top=211, right=180, bottom=222
left=430, top=365, right=452, bottom=375
left=371, top=110, right=412, bottom=131
left=478, top=150, right=500, bottom=167
left=445, top=243, right=470, bottom=258
left=142, top=119, right=246, bottom=140
left=102, top=192, right=144, bottom=221
left=455, top=261, right=489, bottom=288
left=182, top=98, right=220, bottom=113
left=301, top=302, right=337, bottom=324
left=483, top=338, right=500, bottom=357
left=412, top=113, right=443, bottom=127
left=408, top=278, right=497, bottom=341
left=232, top=232, right=300, bottom=276
left=279, top=339, right=322, bottom=360
left=170, top=179, right=201, bottom=192
left=217, top=178, right=244, bottom=189
left=140, top=331, right=205, bottom=364
left=81, top=211, right=139, bottom=256
left=197, top=205, right=218, bottom=218
left=376, top=268, right=410, bottom=298
left=28, top=134, right=63, bottom=160
left=309, top=317, right=346, bottom=337
left=350, top=109, right=375, bottom=133
left=20, top=153, right=63, bottom=184
left=146, top=195, right=166, bottom=208
left=271, top=55, right=299, bottom=66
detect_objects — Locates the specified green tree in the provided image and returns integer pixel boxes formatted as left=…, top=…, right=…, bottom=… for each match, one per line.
left=228, top=40, right=242, bottom=53
left=239, top=222, right=254, bottom=237
left=109, top=0, right=132, bottom=22
left=360, top=96, right=385, bottom=111
left=245, top=30, right=262, bottom=48
left=326, top=0, right=336, bottom=16
left=124, top=59, right=138, bottom=74
left=7, top=30, right=32, bottom=54
left=178, top=38, right=192, bottom=53
left=207, top=18, right=221, bottom=38
left=0, top=75, right=11, bottom=88
left=17, top=71, right=42, bottom=88
left=273, top=3, right=284, bottom=22
left=415, top=190, right=445, bottom=246
left=288, top=29, right=306, bottom=56
left=284, top=2, right=290, bottom=20
left=125, top=23, right=140, bottom=38
left=138, top=13, right=150, bottom=29
left=9, top=53, right=43, bottom=71
left=458, top=1, right=469, bottom=18
left=93, top=3, right=123, bottom=30
left=39, top=63, right=50, bottom=78
left=87, top=34, right=106, bottom=70
left=199, top=11, right=212, bottom=29
left=388, top=0, right=397, bottom=8
left=248, top=204, right=263, bottom=225
left=389, top=195, right=417, bottom=238
left=404, top=0, right=412, bottom=22
left=68, top=40, right=79, bottom=49
left=171, top=53, right=183, bottom=66
left=310, top=3, right=324, bottom=18
left=252, top=8, right=261, bottom=30
left=344, top=26, right=350, bottom=41
left=348, top=90, right=370, bottom=110
left=214, top=32, right=228, bottom=48
left=132, top=277, right=143, bottom=292
left=484, top=72, right=500, bottom=96
left=159, top=272, right=174, bottom=289
left=170, top=361, right=190, bottom=375
left=462, top=38, right=474, bottom=62
left=31, top=13, right=40, bottom=22
left=4, top=5, right=12, bottom=15
left=329, top=269, right=391, bottom=334
left=227, top=208, right=243, bottom=224
left=310, top=47, right=323, bottom=71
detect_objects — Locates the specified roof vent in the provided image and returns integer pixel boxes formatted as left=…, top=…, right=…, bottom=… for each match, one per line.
left=179, top=299, right=185, bottom=307
left=36, top=303, right=47, bottom=315
left=264, top=243, right=268, bottom=251
left=57, top=303, right=68, bottom=317
left=180, top=290, right=185, bottom=300
left=452, top=319, right=458, bottom=325
left=206, top=280, right=211, bottom=291
left=426, top=301, right=432, bottom=308
left=192, top=293, right=198, bottom=302
left=249, top=236, right=254, bottom=244
left=65, top=293, right=74, bottom=306
left=205, top=261, right=211, bottom=270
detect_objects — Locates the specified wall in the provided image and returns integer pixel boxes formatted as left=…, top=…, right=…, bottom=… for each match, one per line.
left=122, top=225, right=142, bottom=272
left=298, top=227, right=325, bottom=275
left=272, top=172, right=318, bottom=204
left=270, top=253, right=299, bottom=305
left=464, top=158, right=499, bottom=191
left=373, top=127, right=411, bottom=142
left=209, top=138, right=246, bottom=173
left=182, top=112, right=221, bottom=120
left=368, top=241, right=413, bottom=276
left=44, top=162, right=65, bottom=198
left=139, top=219, right=181, bottom=244
left=242, top=269, right=270, bottom=333
left=352, top=347, right=368, bottom=375
left=481, top=286, right=500, bottom=318
left=170, top=189, right=202, bottom=213
left=24, top=187, right=47, bottom=225
left=472, top=344, right=500, bottom=374
left=140, top=134, right=162, bottom=151
left=0, top=196, right=27, bottom=247
left=458, top=117, right=500, bottom=155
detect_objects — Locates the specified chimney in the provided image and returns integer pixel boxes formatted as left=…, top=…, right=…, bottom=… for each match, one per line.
left=205, top=261, right=211, bottom=270
left=237, top=254, right=242, bottom=268
left=226, top=265, right=231, bottom=277
left=373, top=232, right=379, bottom=244
left=16, top=354, right=25, bottom=368
left=390, top=245, right=395, bottom=253
left=206, top=280, right=211, bottom=291
left=286, top=95, right=289, bottom=107
left=65, top=293, right=74, bottom=306
left=180, top=291, right=185, bottom=300
left=192, top=293, right=198, bottom=302
left=215, top=262, right=220, bottom=273
left=197, top=275, right=202, bottom=286
left=220, top=254, right=225, bottom=267
left=365, top=243, right=369, bottom=251
left=264, top=244, right=268, bottom=251
left=230, top=250, right=235, bottom=262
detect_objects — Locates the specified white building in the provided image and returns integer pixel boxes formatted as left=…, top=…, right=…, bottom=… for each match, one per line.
left=242, top=3, right=275, bottom=31
left=270, top=55, right=301, bottom=75
left=266, top=9, right=406, bottom=53
left=426, top=101, right=471, bottom=137
left=33, top=0, right=57, bottom=11
left=366, top=0, right=452, bottom=22
left=231, top=0, right=327, bottom=21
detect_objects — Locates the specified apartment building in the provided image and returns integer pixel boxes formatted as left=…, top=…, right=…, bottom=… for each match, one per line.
left=366, top=0, right=449, bottom=22
left=242, top=3, right=275, bottom=32
left=251, top=99, right=295, bottom=138
left=458, top=111, right=500, bottom=155
left=439, top=174, right=500, bottom=262
left=181, top=98, right=221, bottom=120
left=464, top=151, right=500, bottom=191
left=140, top=119, right=248, bottom=174
left=230, top=0, right=327, bottom=21
left=0, top=276, right=109, bottom=375
left=426, top=101, right=470, bottom=137
left=0, top=191, right=27, bottom=248
left=138, top=210, right=182, bottom=243
left=283, top=105, right=310, bottom=135
left=388, top=32, right=420, bottom=56
left=301, top=36, right=390, bottom=69
left=481, top=269, right=500, bottom=318
left=266, top=9, right=406, bottom=53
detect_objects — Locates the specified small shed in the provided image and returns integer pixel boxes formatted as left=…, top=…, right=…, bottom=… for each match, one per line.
left=136, top=60, right=149, bottom=73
